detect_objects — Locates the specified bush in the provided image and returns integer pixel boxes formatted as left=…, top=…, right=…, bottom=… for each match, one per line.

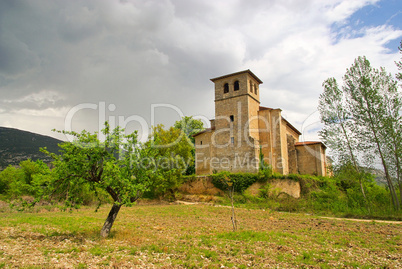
left=0, top=165, right=31, bottom=199
left=0, top=159, right=112, bottom=207
left=211, top=172, right=259, bottom=193
left=207, top=170, right=399, bottom=219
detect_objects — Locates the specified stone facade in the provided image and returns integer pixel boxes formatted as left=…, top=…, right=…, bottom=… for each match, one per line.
left=193, top=70, right=328, bottom=176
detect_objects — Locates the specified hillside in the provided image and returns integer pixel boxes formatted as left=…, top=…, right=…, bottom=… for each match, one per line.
left=0, top=127, right=62, bottom=169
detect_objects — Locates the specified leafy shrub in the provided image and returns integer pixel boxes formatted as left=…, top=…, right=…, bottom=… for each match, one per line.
left=211, top=170, right=400, bottom=219
left=211, top=172, right=259, bottom=193
left=286, top=174, right=302, bottom=181
left=0, top=159, right=112, bottom=207
left=0, top=160, right=46, bottom=199
left=258, top=184, right=271, bottom=199
left=258, top=157, right=272, bottom=178
left=211, top=171, right=315, bottom=194
left=210, top=171, right=231, bottom=191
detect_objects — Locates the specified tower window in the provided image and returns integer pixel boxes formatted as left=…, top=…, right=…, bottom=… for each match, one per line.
left=224, top=83, right=229, bottom=93
left=255, top=85, right=258, bottom=94
left=250, top=81, right=253, bottom=92
left=231, top=137, right=234, bottom=144
left=230, top=115, right=234, bottom=122
left=234, top=80, right=240, bottom=91
left=200, top=141, right=202, bottom=145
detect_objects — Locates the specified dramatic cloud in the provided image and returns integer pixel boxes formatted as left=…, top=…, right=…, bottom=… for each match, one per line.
left=0, top=0, right=401, bottom=141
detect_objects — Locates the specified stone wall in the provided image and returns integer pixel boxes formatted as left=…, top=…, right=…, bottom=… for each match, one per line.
left=179, top=176, right=223, bottom=195
left=179, top=176, right=301, bottom=199
left=244, top=180, right=300, bottom=198
left=259, top=109, right=284, bottom=174
left=296, top=143, right=327, bottom=176
left=287, top=135, right=298, bottom=174
left=194, top=69, right=327, bottom=177
left=194, top=130, right=214, bottom=175
left=205, top=71, right=262, bottom=174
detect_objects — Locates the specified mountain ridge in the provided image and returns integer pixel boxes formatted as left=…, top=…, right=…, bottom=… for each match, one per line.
left=0, top=127, right=62, bottom=169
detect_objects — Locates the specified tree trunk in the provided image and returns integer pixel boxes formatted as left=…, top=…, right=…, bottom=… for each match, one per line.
left=392, top=140, right=402, bottom=209
left=229, top=185, right=237, bottom=232
left=366, top=111, right=400, bottom=210
left=399, top=181, right=402, bottom=209
left=359, top=90, right=400, bottom=211
left=100, top=203, right=122, bottom=238
left=339, top=121, right=370, bottom=213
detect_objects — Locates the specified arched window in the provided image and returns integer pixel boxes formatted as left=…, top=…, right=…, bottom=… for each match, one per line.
left=255, top=84, right=258, bottom=95
left=224, top=83, right=229, bottom=93
left=249, top=81, right=253, bottom=92
left=234, top=80, right=240, bottom=91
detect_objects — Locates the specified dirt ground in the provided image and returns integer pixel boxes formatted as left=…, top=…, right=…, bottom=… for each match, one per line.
left=0, top=204, right=401, bottom=268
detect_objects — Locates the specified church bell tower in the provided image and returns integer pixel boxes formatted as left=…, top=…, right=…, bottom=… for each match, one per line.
left=210, top=69, right=263, bottom=172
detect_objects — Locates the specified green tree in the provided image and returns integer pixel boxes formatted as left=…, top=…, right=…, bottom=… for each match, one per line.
left=146, top=124, right=193, bottom=198
left=343, top=56, right=400, bottom=210
left=19, top=159, right=49, bottom=185
left=41, top=122, right=158, bottom=237
left=320, top=56, right=401, bottom=211
left=0, top=166, right=24, bottom=198
left=319, top=78, right=360, bottom=165
left=319, top=77, right=369, bottom=209
left=174, top=116, right=204, bottom=175
left=0, top=159, right=51, bottom=199
left=381, top=83, right=402, bottom=208
left=396, top=40, right=402, bottom=82
left=391, top=39, right=402, bottom=203
left=174, top=116, right=204, bottom=145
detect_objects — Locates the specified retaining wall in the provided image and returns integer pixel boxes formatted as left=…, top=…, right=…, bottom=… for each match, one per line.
left=179, top=176, right=300, bottom=198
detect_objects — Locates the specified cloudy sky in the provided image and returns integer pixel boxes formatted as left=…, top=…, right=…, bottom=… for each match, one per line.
left=0, top=0, right=401, bottom=142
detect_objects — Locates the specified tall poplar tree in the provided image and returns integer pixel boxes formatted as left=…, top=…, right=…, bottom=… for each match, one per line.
left=320, top=55, right=401, bottom=211
left=319, top=77, right=369, bottom=207
left=343, top=56, right=400, bottom=210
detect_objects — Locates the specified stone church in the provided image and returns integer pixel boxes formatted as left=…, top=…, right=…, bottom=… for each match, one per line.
left=193, top=69, right=328, bottom=176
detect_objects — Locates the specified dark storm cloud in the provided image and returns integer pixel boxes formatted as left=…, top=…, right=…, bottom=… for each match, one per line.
left=0, top=0, right=400, bottom=141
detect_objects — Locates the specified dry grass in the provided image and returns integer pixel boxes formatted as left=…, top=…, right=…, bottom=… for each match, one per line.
left=0, top=203, right=401, bottom=268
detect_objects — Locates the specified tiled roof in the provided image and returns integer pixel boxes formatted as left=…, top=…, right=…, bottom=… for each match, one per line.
left=282, top=118, right=302, bottom=136
left=192, top=127, right=215, bottom=137
left=210, top=69, right=263, bottom=84
left=259, top=106, right=273, bottom=111
left=295, top=141, right=326, bottom=148
left=259, top=106, right=301, bottom=135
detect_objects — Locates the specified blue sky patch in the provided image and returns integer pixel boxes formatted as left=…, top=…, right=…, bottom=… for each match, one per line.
left=331, top=0, right=402, bottom=52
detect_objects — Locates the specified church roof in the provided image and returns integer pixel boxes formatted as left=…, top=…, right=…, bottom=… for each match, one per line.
left=192, top=126, right=215, bottom=137
left=259, top=106, right=302, bottom=136
left=282, top=118, right=302, bottom=136
left=259, top=106, right=274, bottom=111
left=210, top=69, right=263, bottom=84
left=295, top=141, right=326, bottom=149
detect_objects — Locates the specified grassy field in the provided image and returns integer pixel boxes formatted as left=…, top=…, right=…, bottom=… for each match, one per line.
left=0, top=203, right=401, bottom=268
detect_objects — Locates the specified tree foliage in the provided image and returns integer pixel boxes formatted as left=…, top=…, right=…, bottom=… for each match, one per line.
left=0, top=159, right=51, bottom=200
left=396, top=40, right=402, bottom=83
left=319, top=55, right=401, bottom=211
left=319, top=78, right=358, bottom=166
left=145, top=124, right=194, bottom=198
left=41, top=122, right=159, bottom=237
left=174, top=116, right=204, bottom=145
left=174, top=116, right=204, bottom=175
